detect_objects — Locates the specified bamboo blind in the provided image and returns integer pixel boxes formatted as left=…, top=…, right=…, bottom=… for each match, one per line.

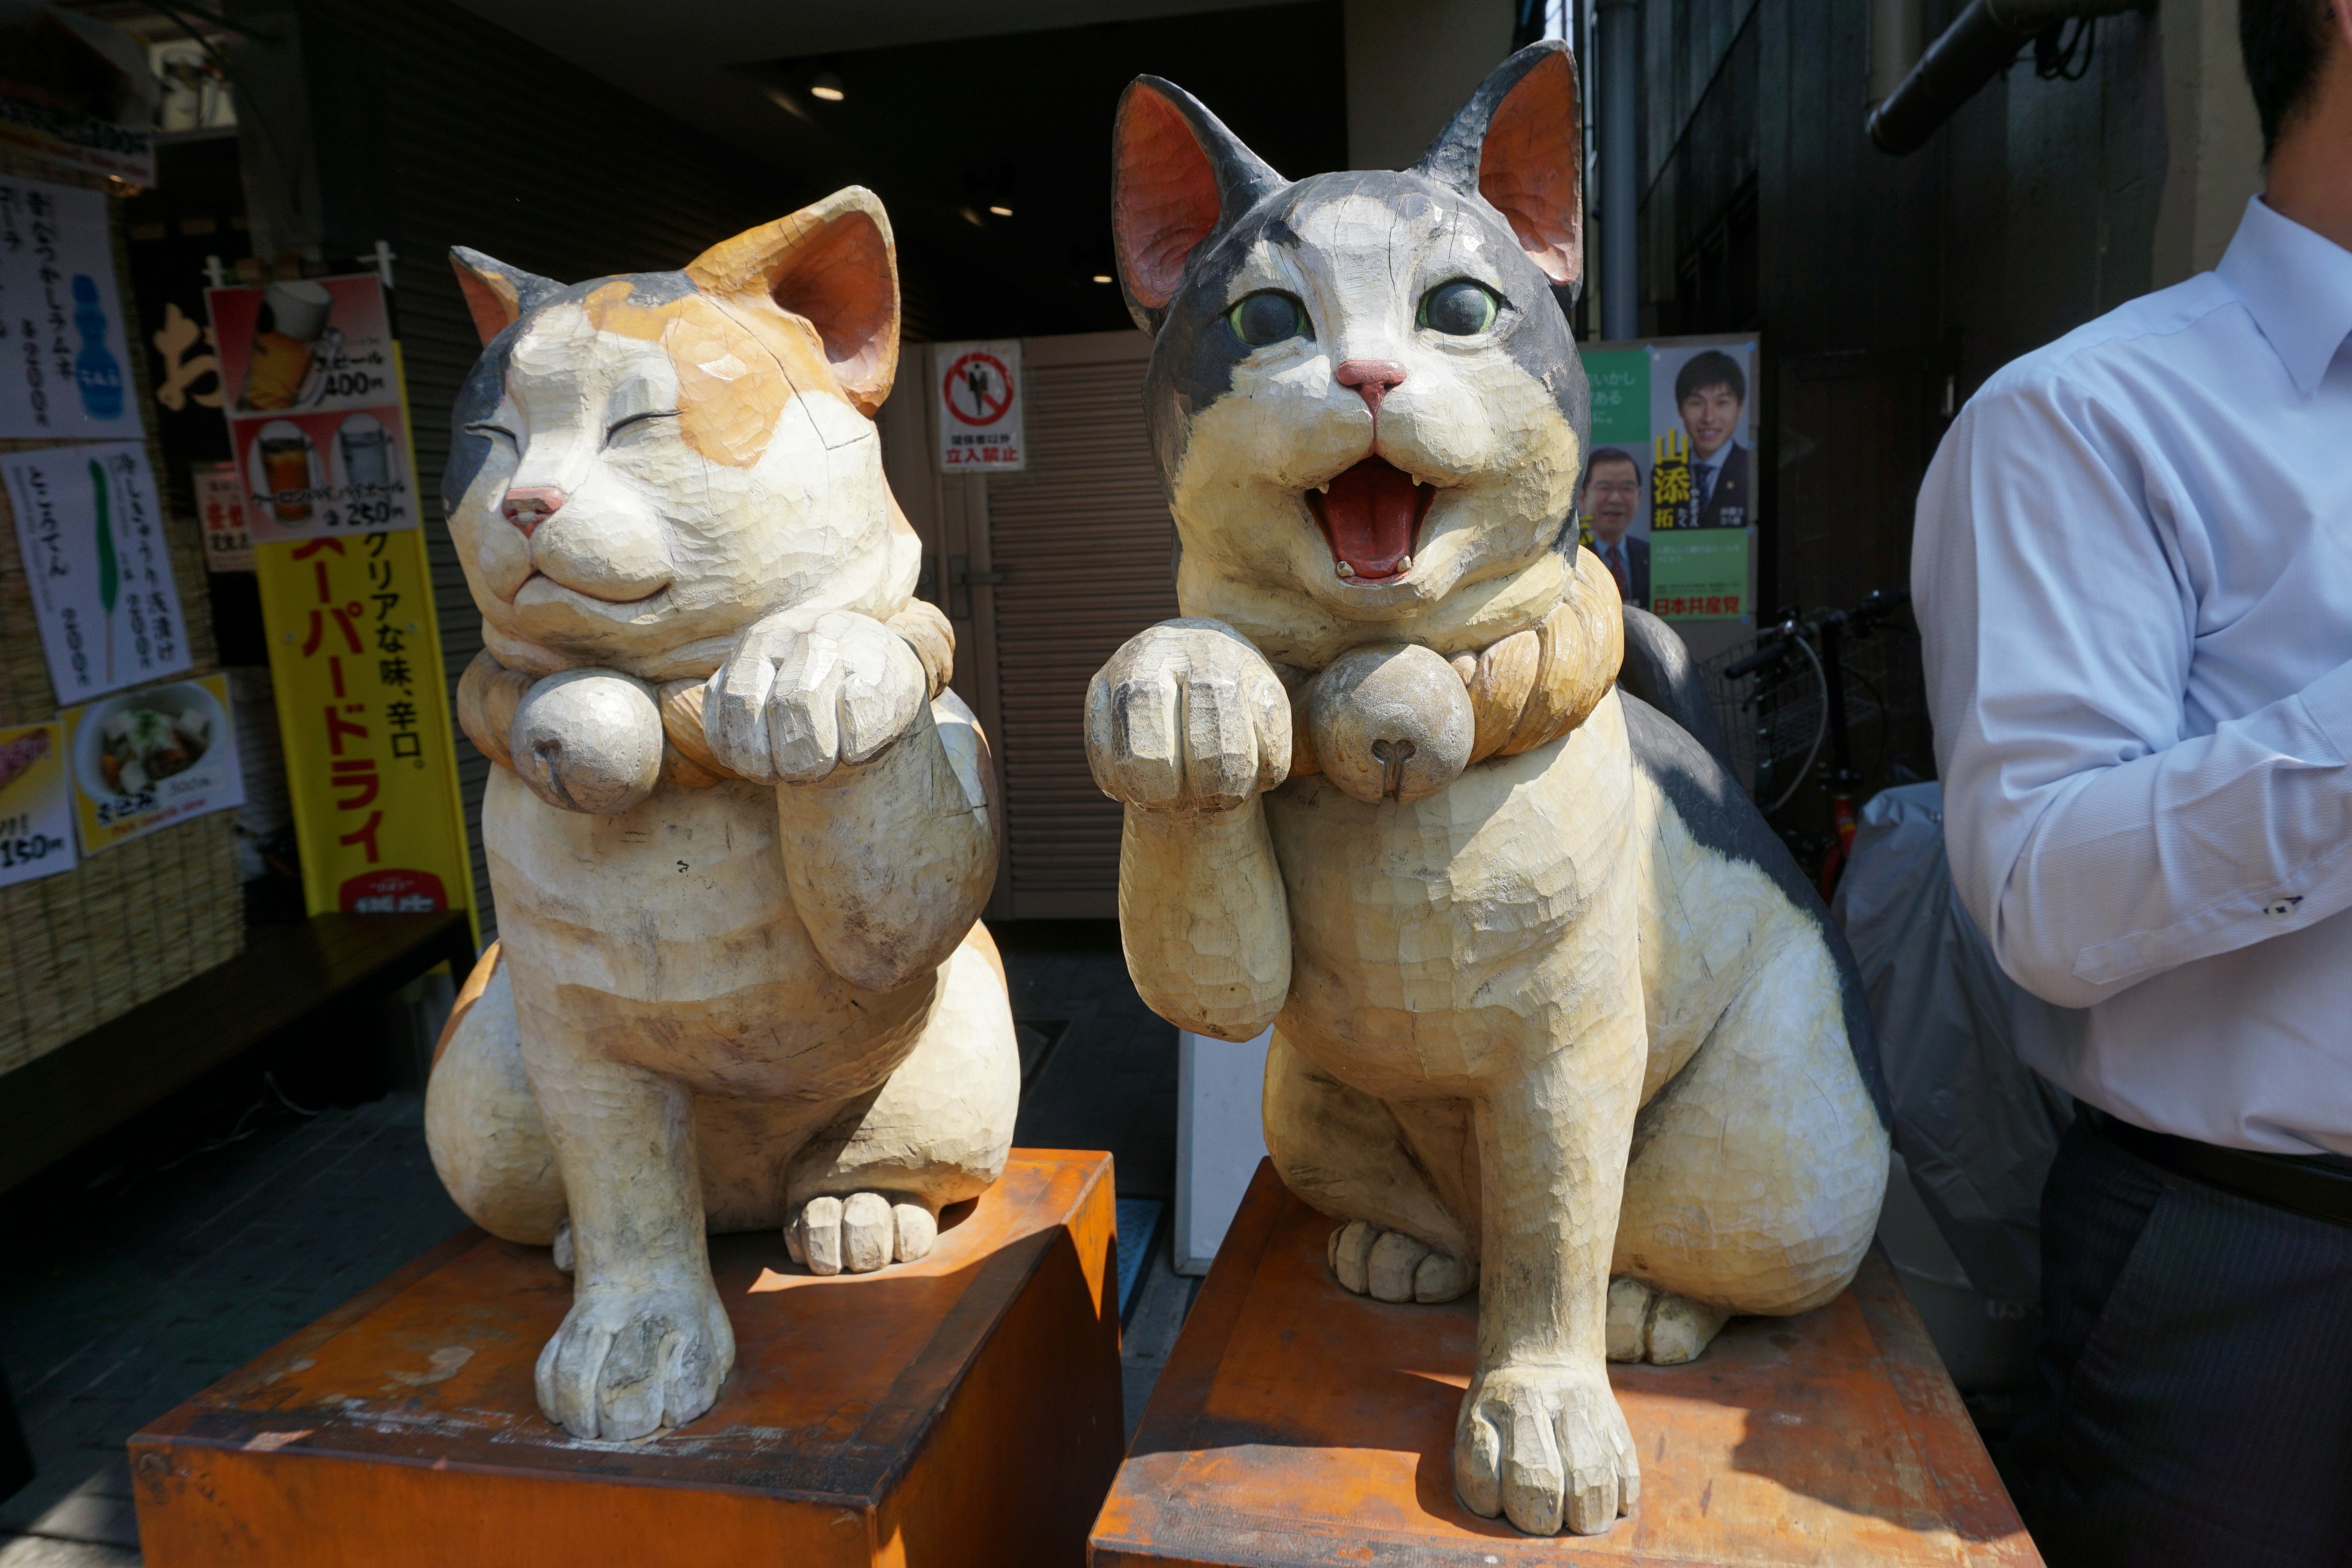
left=0, top=149, right=241, bottom=1078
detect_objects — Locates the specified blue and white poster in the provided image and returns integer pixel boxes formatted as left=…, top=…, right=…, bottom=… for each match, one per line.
left=0, top=175, right=144, bottom=441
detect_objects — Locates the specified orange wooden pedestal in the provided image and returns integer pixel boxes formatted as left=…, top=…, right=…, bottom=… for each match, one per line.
left=1091, top=1161, right=2043, bottom=1568
left=130, top=1150, right=1123, bottom=1568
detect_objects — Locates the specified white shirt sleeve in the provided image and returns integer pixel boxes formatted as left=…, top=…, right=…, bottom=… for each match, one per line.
left=1913, top=376, right=2352, bottom=1009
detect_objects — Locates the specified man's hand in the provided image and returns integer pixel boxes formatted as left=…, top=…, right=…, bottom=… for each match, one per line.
left=1086, top=618, right=1291, bottom=812
left=704, top=608, right=927, bottom=784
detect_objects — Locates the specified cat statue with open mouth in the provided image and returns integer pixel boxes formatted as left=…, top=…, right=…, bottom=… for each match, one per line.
left=423, top=189, right=1016, bottom=1444
left=1088, top=43, right=1890, bottom=1537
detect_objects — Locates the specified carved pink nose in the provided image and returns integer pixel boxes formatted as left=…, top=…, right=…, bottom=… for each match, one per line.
left=502, top=486, right=564, bottom=537
left=1335, top=358, right=1408, bottom=416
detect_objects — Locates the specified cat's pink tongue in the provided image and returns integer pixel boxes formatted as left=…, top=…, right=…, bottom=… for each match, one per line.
left=1315, top=458, right=1426, bottom=580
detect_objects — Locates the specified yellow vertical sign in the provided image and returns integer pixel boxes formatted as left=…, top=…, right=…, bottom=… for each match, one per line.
left=254, top=523, right=473, bottom=930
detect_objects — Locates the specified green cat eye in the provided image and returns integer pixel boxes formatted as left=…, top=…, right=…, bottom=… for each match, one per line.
left=1228, top=291, right=1308, bottom=348
left=1420, top=279, right=1499, bottom=336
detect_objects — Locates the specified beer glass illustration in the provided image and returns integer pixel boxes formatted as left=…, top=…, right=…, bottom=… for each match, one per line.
left=241, top=281, right=336, bottom=412
left=336, top=413, right=395, bottom=494
left=252, top=420, right=318, bottom=524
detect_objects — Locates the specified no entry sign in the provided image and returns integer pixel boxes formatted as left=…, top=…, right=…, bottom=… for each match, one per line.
left=933, top=340, right=1025, bottom=473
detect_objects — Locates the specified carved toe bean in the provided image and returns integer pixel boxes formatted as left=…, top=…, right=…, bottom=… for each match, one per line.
left=893, top=1202, right=937, bottom=1262
left=1366, top=1231, right=1431, bottom=1302
left=1332, top=1219, right=1378, bottom=1294
left=840, top=1192, right=894, bottom=1273
left=800, top=1194, right=845, bottom=1275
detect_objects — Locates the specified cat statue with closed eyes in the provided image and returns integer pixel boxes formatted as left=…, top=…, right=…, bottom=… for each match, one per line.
left=1087, top=43, right=1890, bottom=1536
left=421, top=189, right=1017, bottom=1442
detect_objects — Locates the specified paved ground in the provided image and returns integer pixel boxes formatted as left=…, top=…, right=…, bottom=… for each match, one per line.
left=0, top=921, right=1192, bottom=1564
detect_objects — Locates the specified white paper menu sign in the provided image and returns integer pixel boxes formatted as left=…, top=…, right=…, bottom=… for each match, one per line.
left=0, top=176, right=145, bottom=441
left=4, top=442, right=193, bottom=704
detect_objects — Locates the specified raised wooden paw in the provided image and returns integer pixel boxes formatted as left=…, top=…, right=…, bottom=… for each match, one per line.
left=785, top=1193, right=937, bottom=1275
left=1327, top=1218, right=1474, bottom=1303
left=1605, top=1276, right=1731, bottom=1365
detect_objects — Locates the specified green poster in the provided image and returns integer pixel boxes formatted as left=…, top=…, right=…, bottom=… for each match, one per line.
left=1649, top=529, right=1752, bottom=620
left=1583, top=350, right=1648, bottom=446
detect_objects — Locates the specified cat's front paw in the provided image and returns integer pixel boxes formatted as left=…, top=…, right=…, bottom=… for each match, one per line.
left=704, top=608, right=928, bottom=783
left=1455, top=1360, right=1640, bottom=1536
left=1086, top=619, right=1291, bottom=812
left=534, top=1280, right=736, bottom=1441
left=785, top=1192, right=937, bottom=1273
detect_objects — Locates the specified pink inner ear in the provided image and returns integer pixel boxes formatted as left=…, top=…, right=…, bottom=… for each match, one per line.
left=1115, top=86, right=1222, bottom=309
left=451, top=262, right=519, bottom=346
left=1479, top=51, right=1583, bottom=288
left=769, top=210, right=895, bottom=401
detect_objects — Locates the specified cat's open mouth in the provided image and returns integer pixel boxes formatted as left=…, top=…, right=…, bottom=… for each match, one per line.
left=1303, top=457, right=1434, bottom=582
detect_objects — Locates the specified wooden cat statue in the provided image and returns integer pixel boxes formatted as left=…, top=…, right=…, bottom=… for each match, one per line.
left=1087, top=44, right=1890, bottom=1536
left=421, top=189, right=1017, bottom=1442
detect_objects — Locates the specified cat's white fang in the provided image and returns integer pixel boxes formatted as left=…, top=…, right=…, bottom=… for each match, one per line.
left=1335, top=560, right=1356, bottom=579
left=1397, top=555, right=1414, bottom=572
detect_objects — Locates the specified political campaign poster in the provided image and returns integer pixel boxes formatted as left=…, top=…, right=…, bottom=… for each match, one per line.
left=933, top=340, right=1025, bottom=472
left=0, top=721, right=76, bottom=888
left=0, top=175, right=144, bottom=440
left=60, top=673, right=244, bottom=856
left=205, top=274, right=420, bottom=541
left=4, top=441, right=192, bottom=704
left=1572, top=335, right=1760, bottom=624
left=1577, top=349, right=1651, bottom=610
left=253, top=527, right=472, bottom=922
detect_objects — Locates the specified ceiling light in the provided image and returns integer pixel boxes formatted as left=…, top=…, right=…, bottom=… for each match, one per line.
left=988, top=204, right=1012, bottom=217
left=809, top=72, right=845, bottom=102
left=1092, top=274, right=1113, bottom=284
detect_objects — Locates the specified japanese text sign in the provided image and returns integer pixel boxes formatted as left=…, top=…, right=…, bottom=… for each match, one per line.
left=60, top=673, right=244, bottom=855
left=933, top=340, right=1025, bottom=473
left=0, top=721, right=76, bottom=888
left=5, top=441, right=192, bottom=703
left=254, top=527, right=472, bottom=919
left=0, top=176, right=143, bottom=440
left=205, top=274, right=420, bottom=541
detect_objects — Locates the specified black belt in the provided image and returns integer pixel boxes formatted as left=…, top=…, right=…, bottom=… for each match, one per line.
left=2087, top=1107, right=2352, bottom=1229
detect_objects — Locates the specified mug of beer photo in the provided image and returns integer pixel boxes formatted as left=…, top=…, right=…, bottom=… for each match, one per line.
left=253, top=421, right=317, bottom=524
left=241, top=281, right=334, bottom=412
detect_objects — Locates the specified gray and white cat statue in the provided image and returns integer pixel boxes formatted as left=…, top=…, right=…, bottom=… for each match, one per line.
left=1087, top=41, right=1890, bottom=1537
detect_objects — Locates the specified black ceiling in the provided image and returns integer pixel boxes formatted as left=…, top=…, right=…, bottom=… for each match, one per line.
left=761, top=1, right=1346, bottom=342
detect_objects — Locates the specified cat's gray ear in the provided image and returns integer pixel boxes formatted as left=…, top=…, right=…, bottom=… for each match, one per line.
left=450, top=248, right=562, bottom=345
left=1413, top=40, right=1583, bottom=290
left=1113, top=76, right=1283, bottom=334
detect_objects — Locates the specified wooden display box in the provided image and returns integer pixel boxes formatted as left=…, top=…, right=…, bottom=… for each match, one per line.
left=131, top=1150, right=1125, bottom=1567
left=1091, top=1161, right=2041, bottom=1568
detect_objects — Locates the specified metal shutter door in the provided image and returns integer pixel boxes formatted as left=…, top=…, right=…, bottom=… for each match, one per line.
left=984, top=332, right=1177, bottom=920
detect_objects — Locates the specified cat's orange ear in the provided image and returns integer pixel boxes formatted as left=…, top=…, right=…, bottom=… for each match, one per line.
left=686, top=187, right=899, bottom=417
left=448, top=248, right=561, bottom=345
left=1113, top=77, right=1282, bottom=334
left=1416, top=42, right=1583, bottom=290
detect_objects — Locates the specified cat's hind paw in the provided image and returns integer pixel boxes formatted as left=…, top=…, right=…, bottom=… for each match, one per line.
left=1606, top=1276, right=1731, bottom=1365
left=786, top=1193, right=937, bottom=1275
left=1328, top=1219, right=1474, bottom=1303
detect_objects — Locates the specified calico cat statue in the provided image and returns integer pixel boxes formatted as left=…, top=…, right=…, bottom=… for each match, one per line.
left=1088, top=43, right=1890, bottom=1536
left=422, top=189, right=1017, bottom=1442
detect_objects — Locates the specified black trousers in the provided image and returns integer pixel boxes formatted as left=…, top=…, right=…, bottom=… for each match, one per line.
left=2011, top=1115, right=2352, bottom=1567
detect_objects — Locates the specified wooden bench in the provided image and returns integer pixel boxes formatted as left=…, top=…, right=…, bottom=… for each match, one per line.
left=0, top=910, right=476, bottom=1196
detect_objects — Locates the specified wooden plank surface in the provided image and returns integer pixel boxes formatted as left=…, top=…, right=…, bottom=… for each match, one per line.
left=131, top=1148, right=1125, bottom=1568
left=0, top=910, right=474, bottom=1192
left=1091, top=1161, right=2040, bottom=1568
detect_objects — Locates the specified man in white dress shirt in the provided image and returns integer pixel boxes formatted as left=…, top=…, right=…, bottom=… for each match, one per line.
left=1912, top=1, right=2352, bottom=1560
